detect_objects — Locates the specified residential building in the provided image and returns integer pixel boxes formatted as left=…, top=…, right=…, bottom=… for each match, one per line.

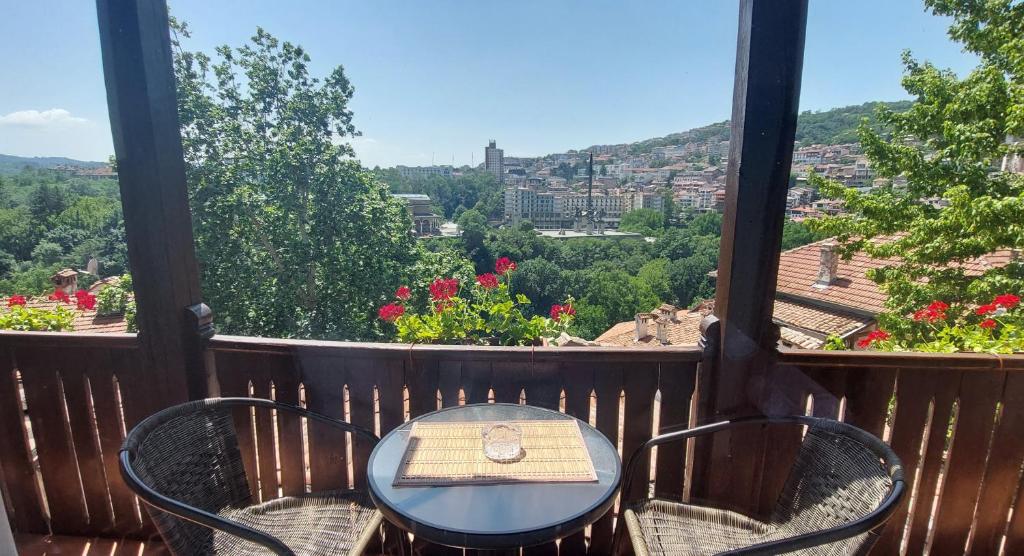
left=396, top=165, right=453, bottom=180
left=485, top=140, right=504, bottom=184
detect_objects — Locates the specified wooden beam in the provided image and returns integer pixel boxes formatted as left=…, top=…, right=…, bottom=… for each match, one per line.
left=95, top=0, right=210, bottom=401
left=702, top=0, right=808, bottom=513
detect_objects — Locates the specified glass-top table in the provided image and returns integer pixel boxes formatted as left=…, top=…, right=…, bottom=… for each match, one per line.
left=367, top=403, right=621, bottom=550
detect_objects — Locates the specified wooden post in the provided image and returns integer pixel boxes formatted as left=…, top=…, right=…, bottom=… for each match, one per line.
left=699, top=0, right=808, bottom=512
left=96, top=0, right=211, bottom=402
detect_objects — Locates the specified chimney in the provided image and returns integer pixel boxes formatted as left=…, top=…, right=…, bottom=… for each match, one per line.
left=50, top=269, right=78, bottom=295
left=655, top=317, right=670, bottom=345
left=634, top=313, right=652, bottom=342
left=814, top=241, right=839, bottom=288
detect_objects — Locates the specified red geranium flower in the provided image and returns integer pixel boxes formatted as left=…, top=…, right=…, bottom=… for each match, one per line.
left=395, top=286, right=411, bottom=301
left=48, top=290, right=70, bottom=304
left=976, top=303, right=998, bottom=316
left=994, top=294, right=1020, bottom=309
left=980, top=319, right=997, bottom=329
left=378, top=303, right=405, bottom=322
left=495, top=257, right=517, bottom=275
left=7, top=295, right=26, bottom=307
left=429, top=278, right=459, bottom=301
left=476, top=273, right=499, bottom=290
left=857, top=329, right=890, bottom=349
left=913, top=301, right=947, bottom=323
left=74, top=290, right=96, bottom=311
left=550, top=304, right=576, bottom=321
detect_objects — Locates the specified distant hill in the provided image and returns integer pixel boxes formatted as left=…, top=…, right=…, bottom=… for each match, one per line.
left=0, top=154, right=107, bottom=175
left=582, top=100, right=913, bottom=155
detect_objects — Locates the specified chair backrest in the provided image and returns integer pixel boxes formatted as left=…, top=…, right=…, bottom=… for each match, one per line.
left=769, top=422, right=896, bottom=555
left=122, top=400, right=253, bottom=554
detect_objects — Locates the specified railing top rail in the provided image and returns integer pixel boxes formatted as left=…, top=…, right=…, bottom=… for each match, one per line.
left=209, top=334, right=705, bottom=363
left=778, top=347, right=1024, bottom=371
left=0, top=330, right=138, bottom=349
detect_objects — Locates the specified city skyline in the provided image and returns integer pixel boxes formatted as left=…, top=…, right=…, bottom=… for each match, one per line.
left=1, top=1, right=980, bottom=166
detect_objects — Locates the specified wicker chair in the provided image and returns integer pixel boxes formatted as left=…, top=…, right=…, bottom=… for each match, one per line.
left=618, top=416, right=904, bottom=556
left=120, top=398, right=384, bottom=556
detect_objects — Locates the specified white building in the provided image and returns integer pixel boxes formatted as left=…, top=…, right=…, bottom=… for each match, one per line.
left=396, top=165, right=453, bottom=180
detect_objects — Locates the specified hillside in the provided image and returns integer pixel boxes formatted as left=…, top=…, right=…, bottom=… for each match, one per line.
left=0, top=154, right=107, bottom=175
left=583, top=100, right=913, bottom=155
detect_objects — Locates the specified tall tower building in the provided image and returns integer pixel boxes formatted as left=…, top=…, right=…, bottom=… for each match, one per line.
left=485, top=140, right=504, bottom=184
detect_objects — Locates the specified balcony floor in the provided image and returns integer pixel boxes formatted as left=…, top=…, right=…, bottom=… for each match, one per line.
left=15, top=534, right=169, bottom=555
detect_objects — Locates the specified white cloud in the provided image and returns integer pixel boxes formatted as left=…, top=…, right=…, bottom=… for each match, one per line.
left=0, top=108, right=88, bottom=128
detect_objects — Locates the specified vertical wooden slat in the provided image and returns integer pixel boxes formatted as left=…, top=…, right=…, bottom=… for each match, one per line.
left=16, top=348, right=88, bottom=535
left=904, top=370, right=961, bottom=554
left=972, top=372, right=1024, bottom=554
left=590, top=363, right=623, bottom=555
left=522, top=362, right=562, bottom=411
left=1004, top=470, right=1024, bottom=555
left=621, top=363, right=659, bottom=503
left=249, top=371, right=280, bottom=502
left=86, top=349, right=142, bottom=536
left=437, top=360, right=462, bottom=409
left=376, top=358, right=406, bottom=433
left=461, top=360, right=492, bottom=405
left=0, top=346, right=46, bottom=533
left=61, top=350, right=114, bottom=534
left=874, top=368, right=929, bottom=555
left=407, top=357, right=440, bottom=419
left=345, top=358, right=377, bottom=490
left=107, top=347, right=158, bottom=538
left=930, top=370, right=1005, bottom=553
left=753, top=364, right=812, bottom=517
left=653, top=361, right=697, bottom=501
left=559, top=361, right=595, bottom=556
left=267, top=354, right=304, bottom=498
left=490, top=361, right=522, bottom=404
left=842, top=366, right=895, bottom=438
left=214, top=351, right=260, bottom=500
left=299, top=353, right=348, bottom=492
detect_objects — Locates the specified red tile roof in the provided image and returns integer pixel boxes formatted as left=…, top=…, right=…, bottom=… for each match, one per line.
left=21, top=299, right=128, bottom=334
left=775, top=239, right=1015, bottom=314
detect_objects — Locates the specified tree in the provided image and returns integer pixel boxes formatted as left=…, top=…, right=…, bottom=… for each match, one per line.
left=171, top=21, right=418, bottom=339
left=619, top=208, right=664, bottom=235
left=457, top=209, right=491, bottom=270
left=809, top=2, right=1024, bottom=326
left=781, top=219, right=820, bottom=250
left=667, top=255, right=716, bottom=308
left=510, top=258, right=565, bottom=316
left=28, top=183, right=70, bottom=221
left=637, top=258, right=672, bottom=302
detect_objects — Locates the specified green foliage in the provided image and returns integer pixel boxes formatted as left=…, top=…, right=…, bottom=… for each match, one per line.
left=0, top=304, right=76, bottom=332
left=378, top=169, right=502, bottom=220
left=619, top=208, right=664, bottom=236
left=781, top=219, right=822, bottom=250
left=385, top=266, right=571, bottom=345
left=96, top=276, right=132, bottom=316
left=808, top=10, right=1024, bottom=319
left=795, top=101, right=913, bottom=146
left=867, top=295, right=1023, bottom=354
left=171, top=21, right=418, bottom=340
left=823, top=335, right=848, bottom=351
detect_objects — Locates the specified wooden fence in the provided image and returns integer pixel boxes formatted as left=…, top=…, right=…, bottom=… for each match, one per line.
left=5, top=330, right=1024, bottom=554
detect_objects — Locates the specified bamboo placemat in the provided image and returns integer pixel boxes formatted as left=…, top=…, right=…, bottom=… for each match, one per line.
left=393, top=420, right=598, bottom=487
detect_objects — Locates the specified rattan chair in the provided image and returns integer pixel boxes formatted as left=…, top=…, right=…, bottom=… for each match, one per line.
left=618, top=416, right=904, bottom=555
left=120, top=397, right=384, bottom=556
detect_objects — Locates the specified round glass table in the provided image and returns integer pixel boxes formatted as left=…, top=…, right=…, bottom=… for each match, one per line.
left=367, top=403, right=621, bottom=550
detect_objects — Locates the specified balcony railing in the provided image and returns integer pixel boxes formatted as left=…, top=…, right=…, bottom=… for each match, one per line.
left=3, top=330, right=1024, bottom=554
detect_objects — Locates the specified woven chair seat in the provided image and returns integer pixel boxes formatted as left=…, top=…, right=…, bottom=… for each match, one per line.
left=214, top=490, right=381, bottom=555
left=624, top=499, right=772, bottom=556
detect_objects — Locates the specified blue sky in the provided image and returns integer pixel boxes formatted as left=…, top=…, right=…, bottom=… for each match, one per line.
left=0, top=1, right=978, bottom=167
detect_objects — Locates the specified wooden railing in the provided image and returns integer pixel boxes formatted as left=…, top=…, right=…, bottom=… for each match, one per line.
left=0, top=331, right=702, bottom=555
left=5, top=329, right=1024, bottom=554
left=702, top=349, right=1024, bottom=556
